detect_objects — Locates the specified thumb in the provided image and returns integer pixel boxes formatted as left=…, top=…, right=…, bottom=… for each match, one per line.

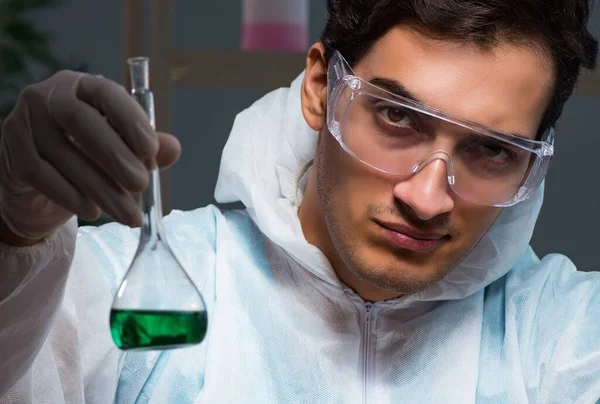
left=156, top=132, right=181, bottom=170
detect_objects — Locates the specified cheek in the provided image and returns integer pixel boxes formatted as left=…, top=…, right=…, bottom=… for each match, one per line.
left=453, top=202, right=502, bottom=241
left=318, top=134, right=391, bottom=218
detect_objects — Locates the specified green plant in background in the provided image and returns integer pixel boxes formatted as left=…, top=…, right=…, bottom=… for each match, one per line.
left=0, top=0, right=114, bottom=227
left=0, top=0, right=87, bottom=124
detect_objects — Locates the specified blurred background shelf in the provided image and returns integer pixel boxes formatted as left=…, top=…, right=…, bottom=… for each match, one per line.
left=123, top=0, right=307, bottom=215
left=169, top=49, right=306, bottom=90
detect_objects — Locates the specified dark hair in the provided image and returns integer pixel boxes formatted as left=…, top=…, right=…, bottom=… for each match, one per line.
left=321, top=0, right=598, bottom=135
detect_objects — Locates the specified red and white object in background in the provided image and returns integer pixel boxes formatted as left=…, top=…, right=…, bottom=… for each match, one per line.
left=241, top=0, right=309, bottom=52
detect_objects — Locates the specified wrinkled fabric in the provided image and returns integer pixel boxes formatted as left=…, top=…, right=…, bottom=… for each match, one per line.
left=0, top=218, right=77, bottom=400
left=2, top=73, right=600, bottom=403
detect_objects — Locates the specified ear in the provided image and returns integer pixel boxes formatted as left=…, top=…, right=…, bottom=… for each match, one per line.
left=301, top=43, right=328, bottom=131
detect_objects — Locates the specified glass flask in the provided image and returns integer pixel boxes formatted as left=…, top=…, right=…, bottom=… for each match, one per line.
left=109, top=57, right=208, bottom=351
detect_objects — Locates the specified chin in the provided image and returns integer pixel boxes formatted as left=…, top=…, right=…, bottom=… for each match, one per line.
left=354, top=248, right=450, bottom=295
left=360, top=270, right=439, bottom=296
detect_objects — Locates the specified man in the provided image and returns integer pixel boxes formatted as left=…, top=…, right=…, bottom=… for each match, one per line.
left=0, top=0, right=598, bottom=402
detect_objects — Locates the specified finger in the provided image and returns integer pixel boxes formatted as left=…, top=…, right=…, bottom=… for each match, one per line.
left=39, top=134, right=142, bottom=227
left=1, top=96, right=100, bottom=221
left=27, top=157, right=101, bottom=221
left=51, top=97, right=149, bottom=192
left=156, top=132, right=181, bottom=170
left=75, top=74, right=158, bottom=160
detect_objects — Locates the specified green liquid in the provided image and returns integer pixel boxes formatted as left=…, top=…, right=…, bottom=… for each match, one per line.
left=110, top=309, right=208, bottom=350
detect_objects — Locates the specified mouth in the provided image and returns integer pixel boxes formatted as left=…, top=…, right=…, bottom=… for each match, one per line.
left=373, top=219, right=447, bottom=252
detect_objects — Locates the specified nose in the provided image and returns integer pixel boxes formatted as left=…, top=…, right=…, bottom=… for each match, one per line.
left=392, top=159, right=455, bottom=221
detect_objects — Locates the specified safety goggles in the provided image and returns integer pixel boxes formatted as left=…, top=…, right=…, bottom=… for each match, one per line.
left=326, top=51, right=554, bottom=207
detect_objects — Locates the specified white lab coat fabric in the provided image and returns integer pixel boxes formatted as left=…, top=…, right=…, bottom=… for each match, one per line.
left=2, top=72, right=600, bottom=404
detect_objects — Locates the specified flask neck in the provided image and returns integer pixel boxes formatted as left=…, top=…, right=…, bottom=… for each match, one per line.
left=140, top=167, right=164, bottom=245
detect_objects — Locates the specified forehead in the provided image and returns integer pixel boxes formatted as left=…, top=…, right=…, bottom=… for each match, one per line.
left=352, top=26, right=555, bottom=139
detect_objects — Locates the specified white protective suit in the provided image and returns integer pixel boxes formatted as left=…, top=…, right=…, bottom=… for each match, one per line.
left=1, top=72, right=600, bottom=404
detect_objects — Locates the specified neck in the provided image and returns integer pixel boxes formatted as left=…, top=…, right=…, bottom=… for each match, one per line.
left=139, top=168, right=164, bottom=248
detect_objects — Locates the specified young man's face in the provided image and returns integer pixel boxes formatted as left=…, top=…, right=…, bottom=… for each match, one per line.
left=299, top=26, right=554, bottom=301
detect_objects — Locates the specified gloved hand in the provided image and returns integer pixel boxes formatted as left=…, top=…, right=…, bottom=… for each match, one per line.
left=0, top=70, right=181, bottom=241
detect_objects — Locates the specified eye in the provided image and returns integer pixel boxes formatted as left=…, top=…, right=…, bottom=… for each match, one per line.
left=371, top=101, right=426, bottom=141
left=386, top=107, right=407, bottom=123
left=481, top=143, right=508, bottom=159
left=463, top=139, right=518, bottom=165
left=378, top=106, right=415, bottom=128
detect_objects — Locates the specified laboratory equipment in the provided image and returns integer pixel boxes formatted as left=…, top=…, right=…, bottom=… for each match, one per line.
left=109, top=57, right=208, bottom=351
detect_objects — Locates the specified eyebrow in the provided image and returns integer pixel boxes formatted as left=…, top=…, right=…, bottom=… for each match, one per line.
left=368, top=77, right=530, bottom=139
left=368, top=77, right=426, bottom=105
